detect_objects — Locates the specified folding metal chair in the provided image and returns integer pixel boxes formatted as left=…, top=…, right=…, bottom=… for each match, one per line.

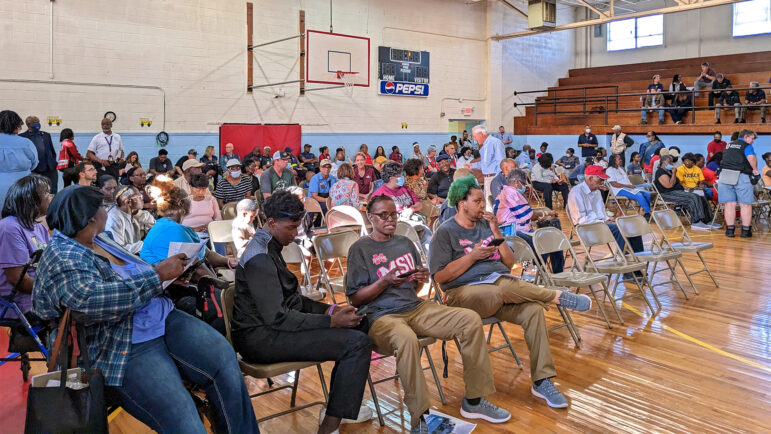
left=575, top=222, right=659, bottom=314
left=207, top=219, right=236, bottom=280
left=604, top=183, right=639, bottom=216
left=0, top=249, right=48, bottom=382
left=615, top=215, right=692, bottom=299
left=281, top=242, right=323, bottom=300
left=220, top=286, right=329, bottom=422
left=532, top=226, right=623, bottom=328
left=653, top=209, right=719, bottom=289
left=312, top=229, right=361, bottom=303
left=305, top=197, right=326, bottom=227
left=326, top=205, right=368, bottom=236
left=221, top=201, right=239, bottom=220
left=525, top=172, right=545, bottom=207
left=506, top=235, right=581, bottom=347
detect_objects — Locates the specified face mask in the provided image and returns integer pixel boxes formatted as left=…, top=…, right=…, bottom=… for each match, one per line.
left=230, top=170, right=241, bottom=177
left=396, top=176, right=405, bottom=186
left=516, top=186, right=527, bottom=194
left=585, top=129, right=591, bottom=134
left=32, top=123, right=41, bottom=130
left=665, top=164, right=674, bottom=170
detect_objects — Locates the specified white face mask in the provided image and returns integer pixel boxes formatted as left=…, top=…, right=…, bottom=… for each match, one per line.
left=585, top=128, right=591, bottom=134
left=230, top=170, right=241, bottom=178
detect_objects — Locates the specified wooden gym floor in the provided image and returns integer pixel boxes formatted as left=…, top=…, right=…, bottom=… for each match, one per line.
left=2, top=213, right=770, bottom=433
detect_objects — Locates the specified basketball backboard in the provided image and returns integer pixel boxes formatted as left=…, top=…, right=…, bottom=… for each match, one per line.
left=306, top=30, right=370, bottom=87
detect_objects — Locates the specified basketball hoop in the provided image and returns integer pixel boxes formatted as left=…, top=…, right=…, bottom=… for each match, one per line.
left=337, top=71, right=358, bottom=96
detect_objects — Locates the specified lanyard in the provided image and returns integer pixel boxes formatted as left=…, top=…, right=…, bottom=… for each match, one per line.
left=105, top=135, right=113, bottom=153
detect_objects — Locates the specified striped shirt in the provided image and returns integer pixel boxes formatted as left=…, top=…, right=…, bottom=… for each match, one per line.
left=494, top=185, right=533, bottom=233
left=214, top=175, right=252, bottom=204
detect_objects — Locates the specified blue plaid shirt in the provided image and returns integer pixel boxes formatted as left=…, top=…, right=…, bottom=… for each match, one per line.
left=33, top=231, right=163, bottom=386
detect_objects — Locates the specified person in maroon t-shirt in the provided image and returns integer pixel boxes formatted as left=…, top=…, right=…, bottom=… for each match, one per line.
left=706, top=131, right=727, bottom=159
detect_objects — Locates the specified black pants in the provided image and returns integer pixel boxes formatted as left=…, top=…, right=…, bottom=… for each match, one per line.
left=235, top=324, right=372, bottom=420
left=35, top=168, right=59, bottom=194
left=532, top=180, right=569, bottom=209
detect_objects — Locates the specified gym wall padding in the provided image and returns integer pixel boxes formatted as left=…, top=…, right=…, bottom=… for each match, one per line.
left=219, top=124, right=302, bottom=157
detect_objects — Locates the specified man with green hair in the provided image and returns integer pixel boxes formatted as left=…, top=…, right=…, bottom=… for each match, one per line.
left=429, top=175, right=591, bottom=409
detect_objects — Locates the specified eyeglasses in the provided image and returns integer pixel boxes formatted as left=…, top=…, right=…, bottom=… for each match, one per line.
left=369, top=211, right=398, bottom=221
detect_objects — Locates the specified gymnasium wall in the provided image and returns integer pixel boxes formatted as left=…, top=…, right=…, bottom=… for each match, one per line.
left=0, top=0, right=578, bottom=163
left=574, top=2, right=771, bottom=68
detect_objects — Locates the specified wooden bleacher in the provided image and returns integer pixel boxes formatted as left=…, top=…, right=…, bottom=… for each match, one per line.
left=514, top=51, right=771, bottom=135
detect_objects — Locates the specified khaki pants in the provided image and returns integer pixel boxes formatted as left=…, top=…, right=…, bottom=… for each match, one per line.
left=446, top=276, right=557, bottom=382
left=368, top=301, right=495, bottom=427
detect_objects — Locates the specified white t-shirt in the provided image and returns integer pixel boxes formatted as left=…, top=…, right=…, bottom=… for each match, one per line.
left=606, top=166, right=641, bottom=195
left=88, top=132, right=123, bottom=162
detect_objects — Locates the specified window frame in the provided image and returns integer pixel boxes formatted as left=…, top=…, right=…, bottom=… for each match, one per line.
left=606, top=14, right=664, bottom=52
left=732, top=0, right=771, bottom=38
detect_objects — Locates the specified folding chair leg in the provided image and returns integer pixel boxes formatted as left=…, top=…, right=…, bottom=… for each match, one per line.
left=290, top=369, right=300, bottom=407
left=367, top=374, right=385, bottom=426
left=675, top=257, right=699, bottom=293
left=486, top=323, right=494, bottom=344
left=562, top=306, right=582, bottom=343
left=316, top=364, right=329, bottom=402
left=423, top=345, right=446, bottom=405
left=600, top=282, right=625, bottom=326
left=664, top=260, right=689, bottom=300
left=496, top=321, right=523, bottom=369
left=585, top=284, right=615, bottom=328
left=698, top=251, right=719, bottom=288
left=557, top=307, right=580, bottom=347
left=631, top=272, right=658, bottom=312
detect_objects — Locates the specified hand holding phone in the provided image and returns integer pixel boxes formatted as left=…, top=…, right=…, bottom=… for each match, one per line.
left=397, top=269, right=419, bottom=279
left=488, top=238, right=506, bottom=247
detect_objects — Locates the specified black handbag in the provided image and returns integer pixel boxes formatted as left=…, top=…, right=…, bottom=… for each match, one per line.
left=24, top=309, right=108, bottom=434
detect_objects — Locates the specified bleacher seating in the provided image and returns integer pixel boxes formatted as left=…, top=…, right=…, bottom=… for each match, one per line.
left=514, top=51, right=771, bottom=135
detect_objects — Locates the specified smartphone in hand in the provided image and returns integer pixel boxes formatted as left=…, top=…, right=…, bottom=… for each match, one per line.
left=488, top=238, right=506, bottom=247
left=397, top=269, right=419, bottom=279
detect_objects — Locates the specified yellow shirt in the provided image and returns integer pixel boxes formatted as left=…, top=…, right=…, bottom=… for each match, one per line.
left=675, top=165, right=704, bottom=189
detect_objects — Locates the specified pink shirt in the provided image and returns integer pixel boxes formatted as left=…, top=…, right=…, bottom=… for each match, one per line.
left=372, top=184, right=419, bottom=212
left=182, top=196, right=222, bottom=229
left=494, top=185, right=533, bottom=233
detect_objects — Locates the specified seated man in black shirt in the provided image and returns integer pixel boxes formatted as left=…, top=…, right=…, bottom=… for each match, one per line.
left=347, top=195, right=510, bottom=433
left=709, top=73, right=740, bottom=124
left=231, top=190, right=373, bottom=434
left=427, top=154, right=455, bottom=203
left=430, top=176, right=592, bottom=410
left=149, top=149, right=176, bottom=177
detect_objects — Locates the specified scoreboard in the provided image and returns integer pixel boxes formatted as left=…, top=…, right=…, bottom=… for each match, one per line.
left=378, top=46, right=430, bottom=97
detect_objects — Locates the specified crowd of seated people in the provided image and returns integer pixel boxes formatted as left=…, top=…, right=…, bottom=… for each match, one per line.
left=2, top=104, right=763, bottom=433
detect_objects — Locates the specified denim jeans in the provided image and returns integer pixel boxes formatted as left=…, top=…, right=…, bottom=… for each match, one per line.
left=110, top=310, right=259, bottom=434
left=616, top=189, right=652, bottom=213
left=641, top=107, right=665, bottom=122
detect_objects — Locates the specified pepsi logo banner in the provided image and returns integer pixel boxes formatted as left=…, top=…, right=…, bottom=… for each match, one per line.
left=378, top=80, right=429, bottom=97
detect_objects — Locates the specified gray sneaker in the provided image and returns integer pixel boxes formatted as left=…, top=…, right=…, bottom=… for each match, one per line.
left=531, top=378, right=569, bottom=408
left=459, top=397, right=511, bottom=423
left=558, top=291, right=592, bottom=312
left=410, top=418, right=429, bottom=434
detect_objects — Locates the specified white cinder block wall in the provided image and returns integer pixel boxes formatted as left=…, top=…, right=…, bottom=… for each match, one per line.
left=0, top=0, right=574, bottom=137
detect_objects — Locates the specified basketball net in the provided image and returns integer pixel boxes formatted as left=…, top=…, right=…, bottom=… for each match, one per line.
left=337, top=71, right=358, bottom=96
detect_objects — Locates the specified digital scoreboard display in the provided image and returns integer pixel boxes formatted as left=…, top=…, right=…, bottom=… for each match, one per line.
left=378, top=46, right=430, bottom=97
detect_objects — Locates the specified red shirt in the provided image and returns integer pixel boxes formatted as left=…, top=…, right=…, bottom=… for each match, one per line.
left=364, top=153, right=372, bottom=165
left=57, top=139, right=84, bottom=170
left=707, top=140, right=726, bottom=157
left=353, top=166, right=376, bottom=194
left=701, top=166, right=718, bottom=201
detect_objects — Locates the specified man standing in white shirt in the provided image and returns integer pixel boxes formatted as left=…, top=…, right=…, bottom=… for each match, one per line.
left=472, top=125, right=505, bottom=210
left=566, top=165, right=643, bottom=252
left=87, top=118, right=123, bottom=179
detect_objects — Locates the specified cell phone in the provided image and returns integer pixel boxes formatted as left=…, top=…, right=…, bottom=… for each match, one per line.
left=355, top=306, right=369, bottom=316
left=397, top=269, right=419, bottom=279
left=179, top=259, right=204, bottom=280
left=488, top=238, right=506, bottom=247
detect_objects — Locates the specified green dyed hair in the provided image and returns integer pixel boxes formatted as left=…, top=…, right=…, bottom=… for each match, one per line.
left=447, top=175, right=480, bottom=207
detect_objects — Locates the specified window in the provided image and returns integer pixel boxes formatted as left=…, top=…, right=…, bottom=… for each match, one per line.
left=607, top=15, right=663, bottom=51
left=733, top=0, right=771, bottom=37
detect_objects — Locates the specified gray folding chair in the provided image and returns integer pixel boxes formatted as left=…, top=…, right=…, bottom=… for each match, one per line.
left=326, top=205, right=368, bottom=236
left=615, top=215, right=692, bottom=299
left=532, top=226, right=623, bottom=328
left=575, top=222, right=659, bottom=314
left=221, top=286, right=329, bottom=422
left=506, top=235, right=581, bottom=347
left=312, top=229, right=361, bottom=303
left=653, top=209, right=719, bottom=290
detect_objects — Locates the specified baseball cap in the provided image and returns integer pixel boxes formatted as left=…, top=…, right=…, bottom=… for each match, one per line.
left=659, top=148, right=670, bottom=156
left=187, top=148, right=197, bottom=155
left=182, top=159, right=204, bottom=172
left=668, top=149, right=679, bottom=158
left=272, top=150, right=291, bottom=161
left=226, top=159, right=241, bottom=168
left=374, top=156, right=388, bottom=164
left=584, top=165, right=609, bottom=179
left=436, top=154, right=451, bottom=163
left=320, top=159, right=332, bottom=167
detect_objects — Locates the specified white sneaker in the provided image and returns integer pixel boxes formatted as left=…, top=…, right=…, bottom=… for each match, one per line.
left=318, top=405, right=373, bottom=425
left=690, top=222, right=709, bottom=230
left=710, top=222, right=723, bottom=229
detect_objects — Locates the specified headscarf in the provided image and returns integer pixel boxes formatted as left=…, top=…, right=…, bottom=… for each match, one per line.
left=447, top=175, right=478, bottom=207
left=47, top=185, right=104, bottom=237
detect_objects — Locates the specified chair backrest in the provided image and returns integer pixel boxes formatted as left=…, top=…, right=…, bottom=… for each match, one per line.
left=281, top=242, right=306, bottom=265
left=628, top=174, right=645, bottom=185
left=222, top=202, right=238, bottom=220
left=220, top=285, right=236, bottom=344
left=575, top=222, right=617, bottom=248
left=653, top=209, right=682, bottom=231
left=615, top=215, right=654, bottom=239
left=326, top=205, right=367, bottom=235
left=208, top=219, right=235, bottom=245
left=313, top=229, right=361, bottom=262
left=532, top=226, right=573, bottom=255
left=505, top=235, right=538, bottom=263
left=305, top=196, right=323, bottom=214
left=396, top=221, right=427, bottom=261
left=432, top=215, right=443, bottom=233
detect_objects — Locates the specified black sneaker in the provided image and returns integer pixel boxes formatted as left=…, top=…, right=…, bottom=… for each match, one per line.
left=716, top=119, right=721, bottom=124
left=725, top=225, right=735, bottom=238
left=740, top=119, right=746, bottom=124
left=741, top=226, right=752, bottom=238
left=733, top=118, right=739, bottom=123
left=763, top=118, right=767, bottom=124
